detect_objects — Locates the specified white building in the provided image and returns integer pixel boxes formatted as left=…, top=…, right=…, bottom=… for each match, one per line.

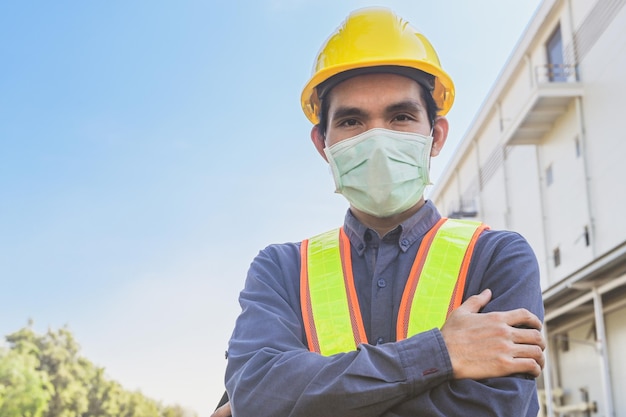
left=430, top=0, right=626, bottom=415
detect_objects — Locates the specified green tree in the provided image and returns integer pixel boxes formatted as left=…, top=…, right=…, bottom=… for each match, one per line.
left=0, top=347, right=51, bottom=417
left=118, top=390, right=161, bottom=417
left=82, top=364, right=124, bottom=417
left=4, top=323, right=198, bottom=417
left=38, top=327, right=89, bottom=417
left=161, top=404, right=195, bottom=417
left=6, top=325, right=88, bottom=417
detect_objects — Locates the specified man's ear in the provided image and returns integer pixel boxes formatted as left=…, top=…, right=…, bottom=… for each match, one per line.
left=311, top=124, right=328, bottom=161
left=430, top=116, right=449, bottom=157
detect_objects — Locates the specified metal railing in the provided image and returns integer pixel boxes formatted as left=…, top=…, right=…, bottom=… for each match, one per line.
left=535, top=64, right=579, bottom=83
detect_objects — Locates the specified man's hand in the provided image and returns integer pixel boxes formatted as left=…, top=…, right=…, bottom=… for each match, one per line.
left=211, top=402, right=231, bottom=417
left=441, top=289, right=545, bottom=380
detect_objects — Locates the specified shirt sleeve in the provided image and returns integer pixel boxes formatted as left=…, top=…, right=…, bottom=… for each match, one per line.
left=382, top=377, right=538, bottom=417
left=381, top=231, right=544, bottom=417
left=225, top=243, right=455, bottom=417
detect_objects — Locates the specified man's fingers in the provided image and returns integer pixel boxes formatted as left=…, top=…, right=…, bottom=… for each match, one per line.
left=511, top=357, right=543, bottom=378
left=512, top=327, right=546, bottom=351
left=515, top=341, right=545, bottom=363
left=508, top=332, right=546, bottom=378
left=506, top=308, right=543, bottom=331
left=492, top=345, right=545, bottom=378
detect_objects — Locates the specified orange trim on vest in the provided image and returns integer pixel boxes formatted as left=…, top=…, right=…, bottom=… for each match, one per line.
left=339, top=228, right=368, bottom=347
left=448, top=223, right=490, bottom=315
left=300, top=238, right=320, bottom=353
left=396, top=217, right=447, bottom=340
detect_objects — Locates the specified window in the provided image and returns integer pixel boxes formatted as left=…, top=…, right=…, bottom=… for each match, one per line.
left=553, top=247, right=561, bottom=267
left=557, top=333, right=569, bottom=352
left=546, top=25, right=567, bottom=82
left=546, top=164, right=554, bottom=186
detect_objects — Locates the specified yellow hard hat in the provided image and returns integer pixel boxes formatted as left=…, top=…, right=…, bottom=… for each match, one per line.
left=301, top=7, right=455, bottom=124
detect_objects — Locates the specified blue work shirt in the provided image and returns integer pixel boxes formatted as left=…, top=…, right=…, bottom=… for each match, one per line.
left=225, top=200, right=543, bottom=417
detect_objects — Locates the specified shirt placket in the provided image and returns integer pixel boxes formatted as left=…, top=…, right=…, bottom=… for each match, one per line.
left=369, top=235, right=401, bottom=346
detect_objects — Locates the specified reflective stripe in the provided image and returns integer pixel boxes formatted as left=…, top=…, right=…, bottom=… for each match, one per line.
left=301, top=218, right=487, bottom=355
left=397, top=219, right=488, bottom=339
left=301, top=228, right=367, bottom=356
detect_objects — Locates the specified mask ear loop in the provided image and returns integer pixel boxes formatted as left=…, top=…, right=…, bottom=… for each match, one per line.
left=426, top=126, right=435, bottom=186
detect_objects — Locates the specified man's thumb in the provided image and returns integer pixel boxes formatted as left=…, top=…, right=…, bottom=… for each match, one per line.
left=458, top=288, right=492, bottom=314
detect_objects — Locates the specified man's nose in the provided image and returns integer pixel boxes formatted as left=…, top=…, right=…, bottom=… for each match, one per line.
left=365, top=118, right=388, bottom=131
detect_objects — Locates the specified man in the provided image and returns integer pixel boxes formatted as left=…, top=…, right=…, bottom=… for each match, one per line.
left=214, top=7, right=545, bottom=417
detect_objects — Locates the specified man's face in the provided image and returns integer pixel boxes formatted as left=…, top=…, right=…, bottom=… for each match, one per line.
left=323, top=72, right=431, bottom=147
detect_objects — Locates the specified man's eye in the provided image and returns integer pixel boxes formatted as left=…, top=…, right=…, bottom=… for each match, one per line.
left=394, top=114, right=414, bottom=122
left=340, top=119, right=359, bottom=126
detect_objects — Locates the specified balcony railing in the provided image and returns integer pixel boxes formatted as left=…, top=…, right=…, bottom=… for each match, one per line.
left=535, top=64, right=579, bottom=84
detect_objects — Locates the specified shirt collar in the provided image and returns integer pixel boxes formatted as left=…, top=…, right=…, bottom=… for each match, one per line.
left=343, top=200, right=442, bottom=255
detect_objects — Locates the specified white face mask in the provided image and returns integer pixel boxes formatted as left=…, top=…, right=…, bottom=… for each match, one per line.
left=324, top=128, right=433, bottom=218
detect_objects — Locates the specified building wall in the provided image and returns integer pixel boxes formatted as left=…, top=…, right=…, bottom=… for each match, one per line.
left=537, top=100, right=593, bottom=283
left=578, top=3, right=626, bottom=257
left=430, top=0, right=626, bottom=415
left=504, top=145, right=548, bottom=287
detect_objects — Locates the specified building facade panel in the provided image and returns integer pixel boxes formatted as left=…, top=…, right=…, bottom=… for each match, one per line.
left=577, top=4, right=626, bottom=256
left=537, top=100, right=593, bottom=282
left=476, top=169, right=507, bottom=230
left=606, top=303, right=626, bottom=417
left=568, top=0, right=595, bottom=30
left=431, top=0, right=626, bottom=414
left=499, top=65, right=536, bottom=135
left=503, top=145, right=548, bottom=287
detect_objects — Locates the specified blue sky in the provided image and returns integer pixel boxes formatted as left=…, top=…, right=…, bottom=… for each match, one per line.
left=1, top=1, right=540, bottom=415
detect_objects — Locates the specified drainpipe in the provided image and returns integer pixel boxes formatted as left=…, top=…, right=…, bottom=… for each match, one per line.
left=472, top=139, right=484, bottom=219
left=592, top=287, right=615, bottom=416
left=542, top=322, right=555, bottom=417
left=534, top=145, right=552, bottom=282
left=574, top=97, right=596, bottom=258
left=525, top=54, right=535, bottom=89
left=501, top=145, right=512, bottom=229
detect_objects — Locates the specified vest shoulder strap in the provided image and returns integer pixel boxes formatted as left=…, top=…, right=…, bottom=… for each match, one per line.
left=397, top=218, right=489, bottom=340
left=300, top=228, right=367, bottom=356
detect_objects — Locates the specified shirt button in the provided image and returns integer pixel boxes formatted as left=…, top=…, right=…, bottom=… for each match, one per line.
left=401, top=238, right=410, bottom=247
left=377, top=278, right=387, bottom=288
left=376, top=337, right=385, bottom=345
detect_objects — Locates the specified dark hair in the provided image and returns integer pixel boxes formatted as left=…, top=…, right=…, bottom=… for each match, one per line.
left=317, top=79, right=440, bottom=139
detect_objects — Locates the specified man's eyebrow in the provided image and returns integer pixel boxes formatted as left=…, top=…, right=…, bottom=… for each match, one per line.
left=385, top=100, right=425, bottom=115
left=330, top=106, right=369, bottom=121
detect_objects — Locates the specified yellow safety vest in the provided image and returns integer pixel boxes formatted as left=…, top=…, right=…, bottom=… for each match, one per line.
left=300, top=218, right=488, bottom=356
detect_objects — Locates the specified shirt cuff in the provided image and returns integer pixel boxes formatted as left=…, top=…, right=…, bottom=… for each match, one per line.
left=395, top=328, right=452, bottom=396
